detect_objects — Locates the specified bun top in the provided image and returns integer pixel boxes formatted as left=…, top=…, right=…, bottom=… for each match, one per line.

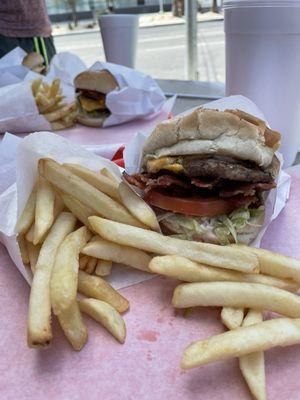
left=142, top=108, right=281, bottom=169
left=74, top=69, right=118, bottom=94
left=22, top=52, right=44, bottom=71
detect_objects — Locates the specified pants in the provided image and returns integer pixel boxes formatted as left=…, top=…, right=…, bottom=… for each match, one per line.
left=0, top=35, right=56, bottom=65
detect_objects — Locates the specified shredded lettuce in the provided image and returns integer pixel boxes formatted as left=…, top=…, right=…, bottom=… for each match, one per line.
left=160, top=206, right=265, bottom=245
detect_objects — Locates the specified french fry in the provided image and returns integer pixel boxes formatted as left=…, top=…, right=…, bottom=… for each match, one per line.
left=27, top=241, right=41, bottom=274
left=16, top=186, right=36, bottom=235
left=148, top=255, right=298, bottom=292
left=17, top=235, right=29, bottom=264
left=38, top=159, right=145, bottom=228
left=180, top=317, right=300, bottom=370
left=25, top=224, right=35, bottom=243
left=118, top=182, right=160, bottom=231
left=60, top=192, right=95, bottom=227
left=54, top=193, right=65, bottom=216
left=50, top=78, right=60, bottom=98
left=172, top=282, right=300, bottom=318
left=78, top=271, right=129, bottom=313
left=79, top=298, right=126, bottom=343
left=57, top=301, right=88, bottom=351
left=31, top=79, right=42, bottom=96
left=221, top=307, right=244, bottom=330
left=85, top=257, right=97, bottom=274
left=27, top=212, right=76, bottom=348
left=99, top=167, right=119, bottom=183
left=51, top=120, right=74, bottom=131
left=239, top=310, right=266, bottom=400
left=43, top=103, right=76, bottom=123
left=79, top=255, right=90, bottom=270
left=232, top=244, right=300, bottom=283
left=82, top=238, right=152, bottom=273
left=50, top=226, right=91, bottom=315
left=63, top=163, right=120, bottom=201
left=95, top=260, right=112, bottom=277
left=34, top=177, right=55, bottom=245
left=88, top=217, right=259, bottom=273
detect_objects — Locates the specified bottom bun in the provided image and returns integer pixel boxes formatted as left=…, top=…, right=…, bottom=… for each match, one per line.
left=76, top=112, right=109, bottom=128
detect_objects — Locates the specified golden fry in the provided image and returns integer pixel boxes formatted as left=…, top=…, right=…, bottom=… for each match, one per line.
left=50, top=226, right=91, bottom=315
left=88, top=217, right=259, bottom=273
left=78, top=271, right=129, bottom=313
left=27, top=212, right=76, bottom=348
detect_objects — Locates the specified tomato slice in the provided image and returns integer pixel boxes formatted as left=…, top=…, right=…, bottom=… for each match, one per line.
left=144, top=190, right=255, bottom=218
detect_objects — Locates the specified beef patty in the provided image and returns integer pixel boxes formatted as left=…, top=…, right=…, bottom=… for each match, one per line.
left=182, top=155, right=278, bottom=183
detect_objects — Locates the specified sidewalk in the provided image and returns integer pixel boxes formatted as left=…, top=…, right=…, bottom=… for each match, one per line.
left=52, top=11, right=223, bottom=36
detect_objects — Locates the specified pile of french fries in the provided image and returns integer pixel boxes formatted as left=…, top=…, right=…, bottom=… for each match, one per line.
left=31, top=78, right=77, bottom=130
left=16, top=157, right=300, bottom=399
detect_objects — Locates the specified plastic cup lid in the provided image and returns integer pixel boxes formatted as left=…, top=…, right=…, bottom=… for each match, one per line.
left=99, top=14, right=139, bottom=27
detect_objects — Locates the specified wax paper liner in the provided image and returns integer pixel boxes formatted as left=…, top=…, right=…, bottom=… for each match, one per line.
left=124, top=95, right=291, bottom=247
left=89, top=61, right=166, bottom=127
left=0, top=132, right=154, bottom=288
left=0, top=50, right=86, bottom=133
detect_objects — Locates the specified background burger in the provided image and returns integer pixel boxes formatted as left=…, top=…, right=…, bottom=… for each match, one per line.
left=74, top=70, right=118, bottom=127
left=22, top=52, right=45, bottom=74
left=124, top=108, right=281, bottom=245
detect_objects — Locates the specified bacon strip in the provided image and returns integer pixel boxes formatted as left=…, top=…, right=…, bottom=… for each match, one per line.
left=123, top=172, right=275, bottom=197
left=219, top=182, right=276, bottom=198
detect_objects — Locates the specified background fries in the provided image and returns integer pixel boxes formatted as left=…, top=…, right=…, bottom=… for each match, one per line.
left=31, top=78, right=77, bottom=130
left=88, top=216, right=259, bottom=273
left=28, top=212, right=76, bottom=348
left=172, top=282, right=300, bottom=318
left=79, top=298, right=126, bottom=343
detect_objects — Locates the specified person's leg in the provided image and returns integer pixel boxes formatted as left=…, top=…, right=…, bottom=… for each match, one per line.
left=38, top=36, right=56, bottom=66
left=0, top=35, right=56, bottom=63
left=0, top=34, right=35, bottom=58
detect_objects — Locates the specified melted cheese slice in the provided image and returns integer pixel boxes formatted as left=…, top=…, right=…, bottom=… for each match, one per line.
left=147, top=157, right=183, bottom=173
left=79, top=95, right=106, bottom=112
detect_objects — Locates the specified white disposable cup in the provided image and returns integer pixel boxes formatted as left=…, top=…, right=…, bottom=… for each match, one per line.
left=98, top=14, right=139, bottom=68
left=224, top=0, right=300, bottom=167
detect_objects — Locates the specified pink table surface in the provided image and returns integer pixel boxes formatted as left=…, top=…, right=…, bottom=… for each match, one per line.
left=7, top=109, right=171, bottom=148
left=1, top=172, right=300, bottom=399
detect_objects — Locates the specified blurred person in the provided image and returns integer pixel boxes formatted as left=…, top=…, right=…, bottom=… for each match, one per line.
left=0, top=0, right=56, bottom=66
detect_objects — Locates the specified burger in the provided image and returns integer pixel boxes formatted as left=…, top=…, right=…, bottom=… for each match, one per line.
left=74, top=70, right=118, bottom=127
left=22, top=52, right=45, bottom=74
left=124, top=108, right=281, bottom=245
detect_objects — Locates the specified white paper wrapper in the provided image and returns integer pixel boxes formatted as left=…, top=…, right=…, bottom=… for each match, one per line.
left=0, top=82, right=52, bottom=133
left=47, top=52, right=87, bottom=87
left=89, top=61, right=166, bottom=127
left=124, top=95, right=291, bottom=247
left=0, top=132, right=153, bottom=288
left=0, top=50, right=86, bottom=133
